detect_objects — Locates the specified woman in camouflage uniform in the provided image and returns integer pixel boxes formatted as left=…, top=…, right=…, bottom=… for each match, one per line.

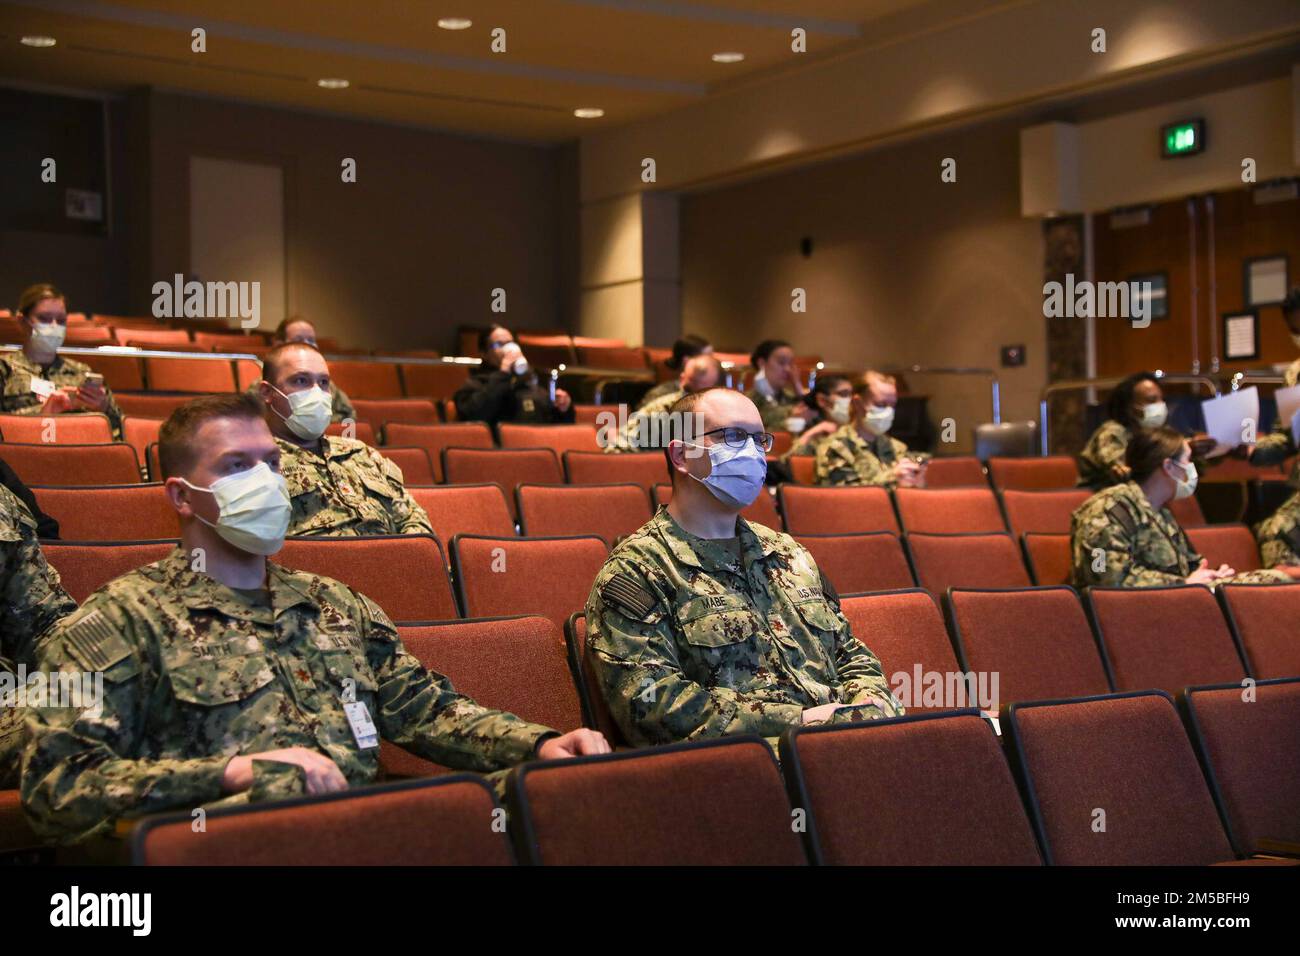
left=744, top=339, right=805, bottom=432
left=1071, top=426, right=1289, bottom=589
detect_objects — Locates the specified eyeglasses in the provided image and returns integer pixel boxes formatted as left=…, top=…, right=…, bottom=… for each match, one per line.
left=699, top=426, right=775, bottom=452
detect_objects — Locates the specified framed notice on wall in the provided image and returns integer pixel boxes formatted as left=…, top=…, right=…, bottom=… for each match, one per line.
left=1245, top=256, right=1288, bottom=307
left=1222, top=310, right=1259, bottom=361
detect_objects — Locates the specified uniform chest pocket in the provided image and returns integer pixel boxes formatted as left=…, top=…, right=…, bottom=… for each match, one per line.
left=170, top=653, right=276, bottom=706
left=355, top=469, right=397, bottom=500
left=791, top=597, right=840, bottom=633
left=321, top=647, right=379, bottom=696
left=679, top=593, right=761, bottom=648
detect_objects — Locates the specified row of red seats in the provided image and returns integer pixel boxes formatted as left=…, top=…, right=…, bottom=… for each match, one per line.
left=24, top=477, right=1263, bottom=592
left=35, top=519, right=1300, bottom=701
left=121, top=682, right=1299, bottom=865
left=6, top=436, right=1215, bottom=532
left=0, top=350, right=473, bottom=399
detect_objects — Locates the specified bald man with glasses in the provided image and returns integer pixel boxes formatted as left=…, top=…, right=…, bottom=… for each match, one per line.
left=584, top=387, right=901, bottom=748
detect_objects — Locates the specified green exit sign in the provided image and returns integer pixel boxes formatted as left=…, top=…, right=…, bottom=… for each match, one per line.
left=1162, top=119, right=1205, bottom=158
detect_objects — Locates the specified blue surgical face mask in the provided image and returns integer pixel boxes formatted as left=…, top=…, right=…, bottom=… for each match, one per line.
left=683, top=436, right=768, bottom=510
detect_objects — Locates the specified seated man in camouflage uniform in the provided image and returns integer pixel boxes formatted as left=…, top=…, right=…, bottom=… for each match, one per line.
left=243, top=317, right=355, bottom=423
left=1, top=482, right=77, bottom=788
left=604, top=354, right=721, bottom=453
left=1071, top=426, right=1290, bottom=589
left=586, top=387, right=901, bottom=747
left=0, top=283, right=124, bottom=439
left=21, top=394, right=608, bottom=844
left=1250, top=287, right=1300, bottom=578
left=814, top=370, right=925, bottom=488
left=258, top=342, right=432, bottom=536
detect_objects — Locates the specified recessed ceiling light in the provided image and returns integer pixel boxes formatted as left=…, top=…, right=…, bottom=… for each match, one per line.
left=317, top=78, right=349, bottom=89
left=21, top=36, right=57, bottom=48
left=711, top=51, right=744, bottom=63
left=574, top=108, right=604, bottom=119
left=437, top=18, right=473, bottom=30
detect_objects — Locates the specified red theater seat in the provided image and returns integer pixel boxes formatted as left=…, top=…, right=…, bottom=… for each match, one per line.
left=0, top=413, right=113, bottom=444
left=385, top=423, right=493, bottom=481
left=1005, top=692, right=1241, bottom=865
left=452, top=534, right=607, bottom=630
left=399, top=362, right=470, bottom=400
left=516, top=483, right=651, bottom=545
left=499, top=424, right=601, bottom=455
left=1001, top=488, right=1091, bottom=537
left=143, top=357, right=236, bottom=392
left=905, top=532, right=1030, bottom=594
left=408, top=483, right=515, bottom=547
left=1216, top=582, right=1300, bottom=678
left=1184, top=678, right=1300, bottom=857
left=32, top=484, right=176, bottom=541
left=1022, top=532, right=1072, bottom=586
left=987, top=456, right=1079, bottom=491
left=114, top=393, right=203, bottom=419
left=381, top=616, right=586, bottom=779
left=778, top=485, right=898, bottom=535
left=132, top=776, right=511, bottom=866
left=837, top=590, right=961, bottom=714
left=505, top=737, right=806, bottom=865
left=442, top=449, right=563, bottom=519
left=780, top=711, right=1042, bottom=865
left=895, top=487, right=1005, bottom=533
left=1, top=442, right=141, bottom=485
left=42, top=540, right=176, bottom=602
left=277, top=535, right=456, bottom=622
left=947, top=587, right=1113, bottom=706
left=923, top=456, right=987, bottom=488
left=564, top=451, right=665, bottom=491
left=1183, top=524, right=1262, bottom=572
left=351, top=399, right=439, bottom=427
left=1086, top=585, right=1246, bottom=693
left=327, top=360, right=403, bottom=398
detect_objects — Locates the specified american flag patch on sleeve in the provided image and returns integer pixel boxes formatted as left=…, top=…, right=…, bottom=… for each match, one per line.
left=62, top=610, right=132, bottom=672
left=601, top=573, right=656, bottom=620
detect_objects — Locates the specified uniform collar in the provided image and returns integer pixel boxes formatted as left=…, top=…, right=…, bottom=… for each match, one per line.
left=9, top=350, right=62, bottom=375
left=649, top=505, right=781, bottom=571
left=159, top=546, right=317, bottom=622
left=275, top=433, right=351, bottom=461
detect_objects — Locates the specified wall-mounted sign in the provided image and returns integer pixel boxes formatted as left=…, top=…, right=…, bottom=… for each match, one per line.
left=1161, top=119, right=1205, bottom=158
left=1223, top=310, right=1259, bottom=362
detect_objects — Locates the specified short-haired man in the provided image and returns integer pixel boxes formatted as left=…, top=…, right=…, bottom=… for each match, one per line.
left=454, top=324, right=573, bottom=426
left=21, top=394, right=608, bottom=844
left=0, top=482, right=76, bottom=787
left=586, top=387, right=901, bottom=746
left=1251, top=287, right=1300, bottom=573
left=250, top=316, right=354, bottom=423
left=815, top=370, right=925, bottom=487
left=604, top=354, right=722, bottom=453
left=259, top=342, right=432, bottom=536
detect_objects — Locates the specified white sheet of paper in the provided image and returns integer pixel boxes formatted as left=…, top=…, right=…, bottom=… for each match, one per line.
left=29, top=377, right=56, bottom=399
left=1201, top=387, right=1260, bottom=457
left=1274, top=384, right=1300, bottom=444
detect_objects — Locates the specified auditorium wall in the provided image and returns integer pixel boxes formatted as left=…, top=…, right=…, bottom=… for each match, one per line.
left=140, top=90, right=573, bottom=353
left=680, top=116, right=1043, bottom=452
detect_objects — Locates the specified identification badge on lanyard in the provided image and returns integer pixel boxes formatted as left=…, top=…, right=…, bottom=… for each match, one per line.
left=30, top=377, right=56, bottom=399
left=343, top=700, right=379, bottom=749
